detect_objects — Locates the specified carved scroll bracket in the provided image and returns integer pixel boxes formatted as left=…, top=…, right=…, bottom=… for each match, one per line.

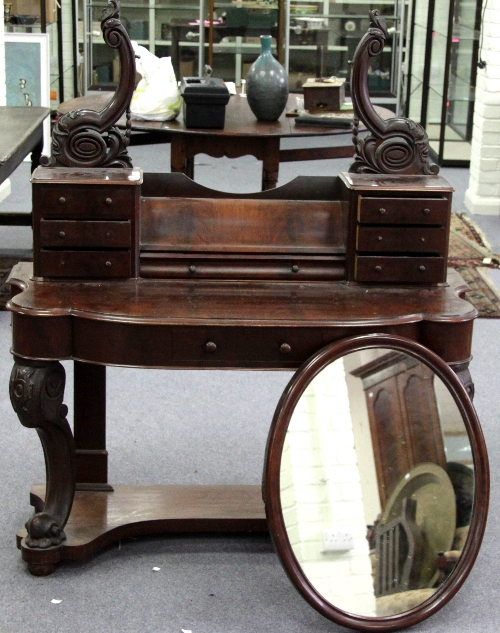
left=42, top=0, right=135, bottom=168
left=349, top=10, right=439, bottom=176
left=10, top=358, right=75, bottom=568
left=448, top=359, right=475, bottom=401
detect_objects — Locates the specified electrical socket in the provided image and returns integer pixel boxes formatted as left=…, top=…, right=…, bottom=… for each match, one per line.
left=322, top=529, right=354, bottom=552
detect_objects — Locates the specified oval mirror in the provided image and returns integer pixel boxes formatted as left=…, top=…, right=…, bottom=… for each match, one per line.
left=264, top=334, right=489, bottom=632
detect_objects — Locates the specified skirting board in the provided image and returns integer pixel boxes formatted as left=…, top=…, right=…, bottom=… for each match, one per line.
left=465, top=189, right=500, bottom=216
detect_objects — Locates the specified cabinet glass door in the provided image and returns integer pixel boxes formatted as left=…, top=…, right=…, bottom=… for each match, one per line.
left=406, top=0, right=482, bottom=166
left=207, top=0, right=284, bottom=86
left=285, top=0, right=408, bottom=109
left=80, top=0, right=204, bottom=92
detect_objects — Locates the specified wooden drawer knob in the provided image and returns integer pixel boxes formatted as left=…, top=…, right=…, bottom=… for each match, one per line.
left=374, top=265, right=382, bottom=272
left=105, top=261, right=112, bottom=267
left=423, top=207, right=431, bottom=215
left=292, top=265, right=299, bottom=273
left=379, top=208, right=387, bottom=215
left=105, top=198, right=113, bottom=205
left=419, top=265, right=426, bottom=272
left=188, top=265, right=196, bottom=273
left=205, top=341, right=217, bottom=353
left=280, top=343, right=292, bottom=354
left=58, top=197, right=66, bottom=204
left=58, top=231, right=65, bottom=238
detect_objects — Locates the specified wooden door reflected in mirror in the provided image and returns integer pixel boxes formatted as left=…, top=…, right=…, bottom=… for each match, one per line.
left=264, top=334, right=488, bottom=632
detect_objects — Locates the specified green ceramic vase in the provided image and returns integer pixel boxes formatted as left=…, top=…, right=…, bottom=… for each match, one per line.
left=246, top=35, right=289, bottom=121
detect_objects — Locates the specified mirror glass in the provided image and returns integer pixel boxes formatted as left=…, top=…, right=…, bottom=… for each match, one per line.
left=279, top=347, right=474, bottom=618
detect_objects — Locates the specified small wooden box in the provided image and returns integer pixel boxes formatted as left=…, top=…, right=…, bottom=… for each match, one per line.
left=302, top=78, right=346, bottom=113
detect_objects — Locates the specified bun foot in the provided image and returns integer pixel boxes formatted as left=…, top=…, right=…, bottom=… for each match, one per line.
left=27, top=562, right=57, bottom=576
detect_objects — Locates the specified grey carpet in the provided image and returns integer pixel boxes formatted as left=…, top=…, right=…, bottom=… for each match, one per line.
left=0, top=142, right=498, bottom=632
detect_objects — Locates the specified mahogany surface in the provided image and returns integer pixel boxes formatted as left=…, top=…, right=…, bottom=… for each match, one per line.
left=9, top=264, right=475, bottom=369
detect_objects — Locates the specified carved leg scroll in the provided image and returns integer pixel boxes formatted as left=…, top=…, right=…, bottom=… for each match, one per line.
left=449, top=359, right=475, bottom=401
left=10, top=358, right=76, bottom=575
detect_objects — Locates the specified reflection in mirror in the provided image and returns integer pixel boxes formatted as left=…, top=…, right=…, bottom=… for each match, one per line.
left=280, top=348, right=474, bottom=618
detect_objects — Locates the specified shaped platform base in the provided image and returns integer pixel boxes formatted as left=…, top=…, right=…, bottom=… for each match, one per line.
left=17, top=484, right=268, bottom=575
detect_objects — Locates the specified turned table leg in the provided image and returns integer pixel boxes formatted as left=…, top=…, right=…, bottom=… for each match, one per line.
left=262, top=137, right=280, bottom=190
left=10, top=358, right=75, bottom=575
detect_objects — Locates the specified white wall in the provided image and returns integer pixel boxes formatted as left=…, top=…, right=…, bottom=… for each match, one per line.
left=465, top=1, right=500, bottom=215
left=280, top=358, right=376, bottom=617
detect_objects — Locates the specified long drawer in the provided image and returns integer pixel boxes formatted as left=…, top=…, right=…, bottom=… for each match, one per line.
left=140, top=253, right=345, bottom=281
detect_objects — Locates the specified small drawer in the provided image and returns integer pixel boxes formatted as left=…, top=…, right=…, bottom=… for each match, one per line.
left=38, top=250, right=131, bottom=278
left=40, top=220, right=131, bottom=248
left=355, top=255, right=446, bottom=283
left=356, top=226, right=447, bottom=254
left=358, top=197, right=449, bottom=225
left=36, top=185, right=135, bottom=220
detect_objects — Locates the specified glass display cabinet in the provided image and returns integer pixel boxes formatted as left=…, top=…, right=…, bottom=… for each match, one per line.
left=80, top=0, right=406, bottom=103
left=406, top=0, right=482, bottom=166
left=81, top=0, right=205, bottom=91
left=206, top=0, right=284, bottom=85
left=80, top=0, right=284, bottom=90
left=285, top=0, right=408, bottom=107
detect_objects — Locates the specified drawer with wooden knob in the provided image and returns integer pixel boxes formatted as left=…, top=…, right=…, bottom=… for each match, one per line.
left=38, top=250, right=132, bottom=278
left=170, top=326, right=325, bottom=366
left=39, top=220, right=131, bottom=248
left=356, top=226, right=447, bottom=254
left=357, top=197, right=449, bottom=225
left=139, top=254, right=345, bottom=281
left=35, top=186, right=135, bottom=219
left=354, top=255, right=446, bottom=283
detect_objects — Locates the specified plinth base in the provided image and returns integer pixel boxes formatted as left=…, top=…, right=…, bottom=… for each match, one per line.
left=17, top=484, right=268, bottom=575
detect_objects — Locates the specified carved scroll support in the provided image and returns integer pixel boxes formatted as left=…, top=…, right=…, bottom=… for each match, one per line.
left=42, top=0, right=135, bottom=168
left=349, top=10, right=439, bottom=176
left=10, top=358, right=76, bottom=575
left=448, top=359, right=475, bottom=401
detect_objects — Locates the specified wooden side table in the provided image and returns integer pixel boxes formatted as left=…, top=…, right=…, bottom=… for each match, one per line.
left=0, top=106, right=50, bottom=225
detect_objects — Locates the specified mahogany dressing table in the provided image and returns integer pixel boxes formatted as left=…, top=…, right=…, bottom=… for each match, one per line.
left=8, top=3, right=482, bottom=593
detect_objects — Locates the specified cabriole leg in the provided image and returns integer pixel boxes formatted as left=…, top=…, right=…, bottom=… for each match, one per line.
left=449, top=359, right=475, bottom=401
left=10, top=358, right=75, bottom=575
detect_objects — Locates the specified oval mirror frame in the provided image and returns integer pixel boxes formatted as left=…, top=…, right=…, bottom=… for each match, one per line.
left=264, top=334, right=489, bottom=632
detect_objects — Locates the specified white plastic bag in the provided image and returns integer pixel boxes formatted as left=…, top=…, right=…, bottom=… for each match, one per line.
left=130, top=42, right=182, bottom=121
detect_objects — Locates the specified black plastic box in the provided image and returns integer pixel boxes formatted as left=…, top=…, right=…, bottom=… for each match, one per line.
left=181, top=77, right=231, bottom=129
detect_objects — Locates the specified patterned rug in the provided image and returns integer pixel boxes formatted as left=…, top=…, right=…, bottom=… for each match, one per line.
left=449, top=212, right=500, bottom=318
left=1, top=213, right=499, bottom=316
